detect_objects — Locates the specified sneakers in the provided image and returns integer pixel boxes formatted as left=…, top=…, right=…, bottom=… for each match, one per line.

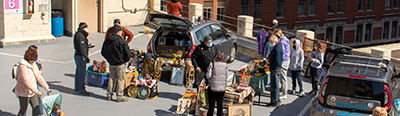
left=107, top=95, right=113, bottom=101
left=117, top=97, right=129, bottom=102
left=299, top=91, right=305, bottom=97
left=266, top=103, right=281, bottom=108
left=290, top=90, right=296, bottom=95
left=279, top=95, right=287, bottom=100
left=79, top=91, right=90, bottom=96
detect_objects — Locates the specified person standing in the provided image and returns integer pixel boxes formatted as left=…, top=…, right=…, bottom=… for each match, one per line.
left=101, top=25, right=131, bottom=102
left=289, top=39, right=305, bottom=96
left=14, top=47, right=51, bottom=116
left=206, top=51, right=227, bottom=116
left=167, top=0, right=182, bottom=16
left=73, top=22, right=91, bottom=96
left=191, top=35, right=218, bottom=89
left=307, top=40, right=324, bottom=95
left=105, top=19, right=134, bottom=43
left=275, top=29, right=290, bottom=99
left=266, top=35, right=283, bottom=107
left=28, top=45, right=45, bottom=116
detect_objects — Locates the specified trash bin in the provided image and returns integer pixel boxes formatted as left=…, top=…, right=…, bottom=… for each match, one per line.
left=51, top=9, right=63, bottom=36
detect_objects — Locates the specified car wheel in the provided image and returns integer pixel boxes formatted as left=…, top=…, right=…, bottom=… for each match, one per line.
left=227, top=46, right=236, bottom=63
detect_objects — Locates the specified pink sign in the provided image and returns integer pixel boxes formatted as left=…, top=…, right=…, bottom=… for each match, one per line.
left=6, top=0, right=19, bottom=10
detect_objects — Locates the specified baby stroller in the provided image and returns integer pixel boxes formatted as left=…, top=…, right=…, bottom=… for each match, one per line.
left=42, top=93, right=63, bottom=116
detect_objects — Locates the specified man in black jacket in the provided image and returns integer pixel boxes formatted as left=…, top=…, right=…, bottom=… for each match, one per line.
left=101, top=25, right=130, bottom=102
left=191, top=35, right=218, bottom=89
left=73, top=22, right=91, bottom=95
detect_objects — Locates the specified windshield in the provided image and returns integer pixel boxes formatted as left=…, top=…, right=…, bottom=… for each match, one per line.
left=152, top=18, right=189, bottom=27
left=325, top=76, right=385, bottom=102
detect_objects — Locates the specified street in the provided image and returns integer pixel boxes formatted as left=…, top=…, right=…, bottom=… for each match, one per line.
left=0, top=26, right=314, bottom=116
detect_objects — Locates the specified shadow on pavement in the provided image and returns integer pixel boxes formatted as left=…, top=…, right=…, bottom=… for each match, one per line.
left=158, top=92, right=183, bottom=101
left=168, top=105, right=178, bottom=112
left=0, top=109, right=16, bottom=116
left=154, top=109, right=178, bottom=116
left=64, top=73, right=75, bottom=78
left=47, top=81, right=108, bottom=101
left=270, top=95, right=315, bottom=116
left=235, top=52, right=258, bottom=63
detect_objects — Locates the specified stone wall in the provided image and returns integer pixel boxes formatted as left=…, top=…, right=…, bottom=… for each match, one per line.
left=101, top=0, right=148, bottom=33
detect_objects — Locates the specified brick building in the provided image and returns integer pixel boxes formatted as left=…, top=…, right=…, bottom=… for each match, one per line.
left=178, top=0, right=400, bottom=47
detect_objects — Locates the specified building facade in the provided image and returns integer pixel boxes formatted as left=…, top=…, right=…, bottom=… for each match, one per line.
left=0, top=0, right=148, bottom=46
left=180, top=0, right=400, bottom=47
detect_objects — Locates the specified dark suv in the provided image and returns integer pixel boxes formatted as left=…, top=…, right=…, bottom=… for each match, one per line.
left=145, top=14, right=237, bottom=63
left=311, top=54, right=400, bottom=116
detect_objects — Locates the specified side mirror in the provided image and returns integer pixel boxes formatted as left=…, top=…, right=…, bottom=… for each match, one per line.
left=226, top=33, right=233, bottom=39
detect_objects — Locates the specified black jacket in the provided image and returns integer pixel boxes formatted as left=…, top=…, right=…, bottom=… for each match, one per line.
left=191, top=43, right=218, bottom=71
left=101, top=34, right=130, bottom=65
left=269, top=43, right=283, bottom=72
left=73, top=29, right=89, bottom=58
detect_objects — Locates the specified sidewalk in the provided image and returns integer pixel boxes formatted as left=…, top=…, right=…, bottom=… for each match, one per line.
left=0, top=26, right=314, bottom=116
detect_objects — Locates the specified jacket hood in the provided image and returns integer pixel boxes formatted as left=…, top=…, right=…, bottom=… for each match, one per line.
left=106, top=33, right=122, bottom=42
left=171, top=0, right=179, bottom=3
left=294, top=39, right=301, bottom=50
left=20, top=59, right=33, bottom=68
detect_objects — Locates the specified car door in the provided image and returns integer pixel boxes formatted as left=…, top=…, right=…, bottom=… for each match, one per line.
left=210, top=24, right=232, bottom=58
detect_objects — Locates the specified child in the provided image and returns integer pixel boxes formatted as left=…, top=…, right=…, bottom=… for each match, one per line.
left=51, top=103, right=66, bottom=116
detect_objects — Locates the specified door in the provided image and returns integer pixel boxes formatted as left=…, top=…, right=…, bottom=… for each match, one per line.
left=210, top=24, right=231, bottom=58
left=77, top=0, right=98, bottom=33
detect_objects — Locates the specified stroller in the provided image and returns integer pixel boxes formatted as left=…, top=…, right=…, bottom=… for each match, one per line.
left=41, top=93, right=63, bottom=116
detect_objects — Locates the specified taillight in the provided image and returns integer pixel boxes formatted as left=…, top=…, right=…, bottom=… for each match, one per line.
left=384, top=84, right=391, bottom=111
left=347, top=75, right=366, bottom=79
left=147, top=40, right=152, bottom=53
left=318, top=78, right=329, bottom=104
left=185, top=45, right=196, bottom=58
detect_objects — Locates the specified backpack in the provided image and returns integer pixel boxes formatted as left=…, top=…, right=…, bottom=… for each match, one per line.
left=12, top=63, right=20, bottom=79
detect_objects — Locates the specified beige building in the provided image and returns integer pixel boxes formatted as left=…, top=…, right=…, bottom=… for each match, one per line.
left=0, top=0, right=148, bottom=47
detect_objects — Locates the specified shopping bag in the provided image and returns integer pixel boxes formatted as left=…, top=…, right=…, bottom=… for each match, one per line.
left=200, top=89, right=208, bottom=107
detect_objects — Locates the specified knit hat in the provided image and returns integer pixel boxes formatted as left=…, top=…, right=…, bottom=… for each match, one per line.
left=113, top=25, right=124, bottom=33
left=114, top=19, right=121, bottom=24
left=204, top=35, right=212, bottom=42
left=78, top=22, right=87, bottom=30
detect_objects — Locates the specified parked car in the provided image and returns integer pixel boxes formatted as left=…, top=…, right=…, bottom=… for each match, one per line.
left=145, top=14, right=237, bottom=65
left=310, top=54, right=400, bottom=116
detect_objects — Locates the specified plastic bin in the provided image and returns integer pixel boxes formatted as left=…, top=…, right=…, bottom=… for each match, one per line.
left=51, top=17, right=64, bottom=36
left=86, top=70, right=109, bottom=87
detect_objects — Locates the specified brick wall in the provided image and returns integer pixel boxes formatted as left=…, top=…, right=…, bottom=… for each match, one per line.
left=344, top=30, right=355, bottom=43
left=373, top=27, right=382, bottom=40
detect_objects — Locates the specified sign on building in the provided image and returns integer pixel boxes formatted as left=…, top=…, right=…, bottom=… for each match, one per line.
left=6, top=0, right=22, bottom=14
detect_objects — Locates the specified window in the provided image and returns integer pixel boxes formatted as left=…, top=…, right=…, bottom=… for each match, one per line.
left=365, top=24, right=372, bottom=41
left=195, top=31, right=204, bottom=42
left=211, top=25, right=226, bottom=40
left=395, top=0, right=399, bottom=8
left=253, top=0, right=262, bottom=19
left=204, top=1, right=212, bottom=20
left=298, top=0, right=306, bottom=15
left=356, top=25, right=364, bottom=42
left=336, top=27, right=343, bottom=44
left=328, top=0, right=335, bottom=13
left=386, top=0, right=391, bottom=8
left=358, top=0, right=365, bottom=11
left=392, top=21, right=398, bottom=38
left=338, top=0, right=345, bottom=13
left=241, top=0, right=249, bottom=15
left=277, top=0, right=285, bottom=17
left=309, top=0, right=316, bottom=15
left=201, top=26, right=213, bottom=38
left=217, top=1, right=226, bottom=21
left=367, top=0, right=373, bottom=10
left=326, top=28, right=334, bottom=42
left=383, top=22, right=390, bottom=39
left=161, top=1, right=168, bottom=12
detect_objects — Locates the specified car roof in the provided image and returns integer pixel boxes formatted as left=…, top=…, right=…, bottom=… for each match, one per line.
left=328, top=54, right=391, bottom=81
left=190, top=22, right=222, bottom=33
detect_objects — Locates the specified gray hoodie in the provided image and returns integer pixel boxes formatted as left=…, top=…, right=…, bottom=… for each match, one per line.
left=289, top=39, right=304, bottom=71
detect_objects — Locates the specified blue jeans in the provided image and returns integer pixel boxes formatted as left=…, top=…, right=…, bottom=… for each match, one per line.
left=270, top=71, right=281, bottom=105
left=74, top=55, right=87, bottom=92
left=290, top=70, right=303, bottom=92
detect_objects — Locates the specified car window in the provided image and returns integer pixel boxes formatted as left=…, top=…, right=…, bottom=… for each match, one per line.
left=325, top=76, right=384, bottom=102
left=201, top=26, right=213, bottom=39
left=195, top=31, right=203, bottom=42
left=211, top=25, right=226, bottom=40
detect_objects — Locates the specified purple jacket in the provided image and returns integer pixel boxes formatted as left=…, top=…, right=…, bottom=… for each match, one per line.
left=279, top=37, right=290, bottom=61
left=257, top=30, right=268, bottom=55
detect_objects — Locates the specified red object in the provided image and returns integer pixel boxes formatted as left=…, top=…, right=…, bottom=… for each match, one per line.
left=147, top=39, right=152, bottom=53
left=347, top=74, right=366, bottom=79
left=28, top=0, right=33, bottom=14
left=167, top=0, right=182, bottom=16
left=384, top=84, right=391, bottom=111
left=318, top=78, right=329, bottom=104
left=184, top=45, right=196, bottom=58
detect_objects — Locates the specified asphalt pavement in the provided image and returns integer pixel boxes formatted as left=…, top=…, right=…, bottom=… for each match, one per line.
left=0, top=26, right=314, bottom=116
